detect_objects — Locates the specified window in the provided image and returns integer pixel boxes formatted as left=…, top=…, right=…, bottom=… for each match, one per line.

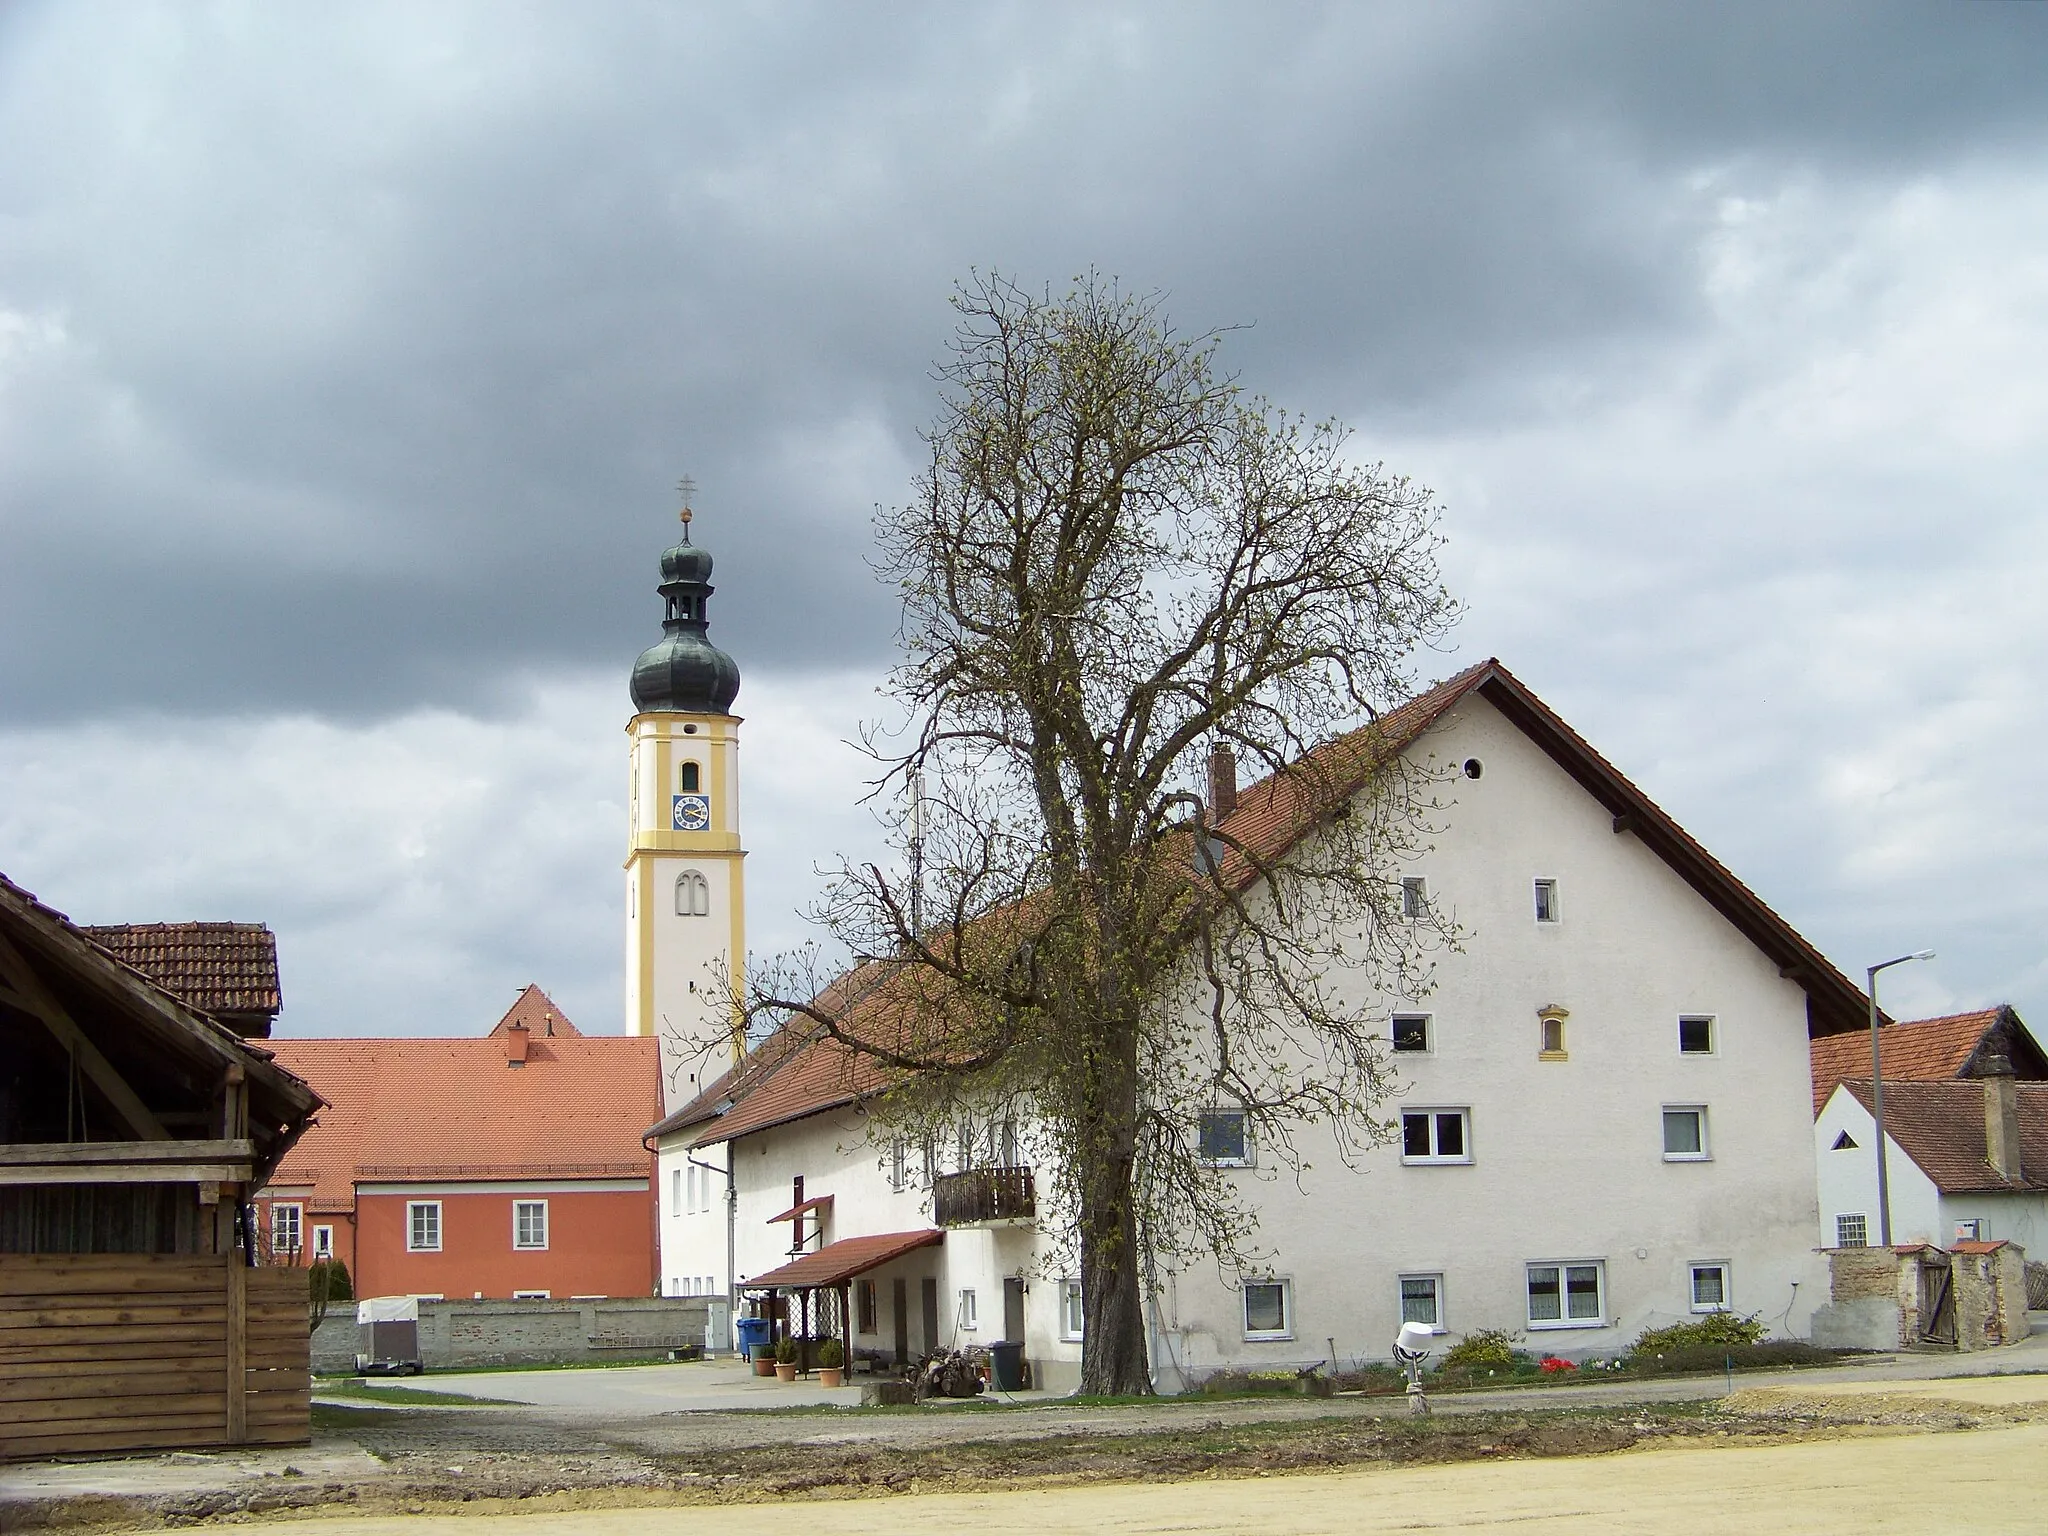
left=672, top=1168, right=684, bottom=1215
left=1527, top=1262, right=1604, bottom=1328
left=1690, top=1263, right=1731, bottom=1313
left=1400, top=877, right=1427, bottom=919
left=1954, top=1219, right=1984, bottom=1242
left=1533, top=878, right=1559, bottom=923
left=675, top=869, right=710, bottom=917
left=514, top=1200, right=549, bottom=1250
left=312, top=1225, right=334, bottom=1260
left=407, top=1201, right=442, bottom=1252
left=1538, top=1007, right=1568, bottom=1060
left=1199, top=1108, right=1251, bottom=1166
left=1400, top=1109, right=1470, bottom=1164
left=1678, top=1015, right=1714, bottom=1054
left=1831, top=1130, right=1858, bottom=1151
left=1399, top=1273, right=1443, bottom=1330
left=512, top=1289, right=551, bottom=1300
left=1835, top=1213, right=1868, bottom=1248
left=1391, top=1013, right=1431, bottom=1053
left=857, top=1278, right=878, bottom=1334
left=1662, top=1106, right=1709, bottom=1161
left=889, top=1138, right=908, bottom=1191
left=1060, top=1278, right=1085, bottom=1341
left=678, top=761, right=701, bottom=793
left=958, top=1288, right=978, bottom=1329
left=270, top=1203, right=302, bottom=1257
left=1242, top=1279, right=1292, bottom=1340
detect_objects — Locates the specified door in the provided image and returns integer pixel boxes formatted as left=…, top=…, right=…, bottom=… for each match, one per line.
left=1003, top=1277, right=1026, bottom=1342
left=892, top=1277, right=909, bottom=1366
left=920, top=1276, right=940, bottom=1355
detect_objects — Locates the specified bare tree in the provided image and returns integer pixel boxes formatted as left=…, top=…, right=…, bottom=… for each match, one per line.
left=748, top=273, right=1457, bottom=1395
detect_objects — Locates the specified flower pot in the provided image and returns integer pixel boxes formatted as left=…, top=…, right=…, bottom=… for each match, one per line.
left=818, top=1366, right=844, bottom=1388
left=775, top=1363, right=798, bottom=1382
left=752, top=1357, right=777, bottom=1377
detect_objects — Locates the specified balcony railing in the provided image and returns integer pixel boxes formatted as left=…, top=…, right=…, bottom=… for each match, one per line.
left=932, top=1165, right=1036, bottom=1227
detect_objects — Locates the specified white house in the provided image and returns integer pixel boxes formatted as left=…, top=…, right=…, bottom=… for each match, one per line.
left=647, top=659, right=1869, bottom=1389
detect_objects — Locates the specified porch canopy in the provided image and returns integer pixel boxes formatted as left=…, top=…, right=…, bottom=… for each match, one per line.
left=746, top=1228, right=941, bottom=1291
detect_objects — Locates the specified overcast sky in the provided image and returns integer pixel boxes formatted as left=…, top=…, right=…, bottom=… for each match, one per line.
left=3, top=3, right=2045, bottom=1041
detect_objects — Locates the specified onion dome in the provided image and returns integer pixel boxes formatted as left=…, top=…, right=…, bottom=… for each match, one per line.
left=630, top=510, right=740, bottom=714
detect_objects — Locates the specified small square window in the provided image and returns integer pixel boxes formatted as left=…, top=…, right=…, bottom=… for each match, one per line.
left=1060, top=1278, right=1085, bottom=1341
left=958, top=1288, right=978, bottom=1329
left=512, top=1289, right=551, bottom=1300
left=1533, top=878, right=1559, bottom=923
left=1954, top=1219, right=1984, bottom=1243
left=312, top=1225, right=334, bottom=1260
left=1199, top=1109, right=1251, bottom=1166
left=1243, top=1279, right=1292, bottom=1340
left=1835, top=1213, right=1868, bottom=1248
left=1391, top=1014, right=1431, bottom=1053
left=407, top=1201, right=442, bottom=1253
left=1399, top=1274, right=1443, bottom=1330
left=1690, top=1263, right=1731, bottom=1312
left=1678, top=1016, right=1714, bottom=1054
left=1400, top=877, right=1427, bottom=920
left=1662, top=1106, right=1708, bottom=1161
left=514, top=1200, right=549, bottom=1250
left=1401, top=1109, right=1471, bottom=1164
left=1527, top=1261, right=1604, bottom=1328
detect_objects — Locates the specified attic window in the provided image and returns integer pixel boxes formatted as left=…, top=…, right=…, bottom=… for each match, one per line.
left=1831, top=1130, right=1858, bottom=1151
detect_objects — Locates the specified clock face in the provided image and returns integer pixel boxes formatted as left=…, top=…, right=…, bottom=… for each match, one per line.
left=671, top=793, right=711, bottom=832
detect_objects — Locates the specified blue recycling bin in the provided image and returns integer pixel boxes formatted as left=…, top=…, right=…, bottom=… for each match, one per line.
left=735, top=1317, right=772, bottom=1360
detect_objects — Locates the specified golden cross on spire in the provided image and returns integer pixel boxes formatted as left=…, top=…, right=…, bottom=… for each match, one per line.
left=676, top=475, right=697, bottom=533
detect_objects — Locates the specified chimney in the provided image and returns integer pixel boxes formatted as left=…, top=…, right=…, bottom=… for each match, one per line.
left=1982, top=1038, right=2023, bottom=1182
left=505, top=1021, right=530, bottom=1066
left=1207, top=742, right=1238, bottom=823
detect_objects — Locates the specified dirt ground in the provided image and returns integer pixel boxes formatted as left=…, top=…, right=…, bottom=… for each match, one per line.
left=129, top=1423, right=2048, bottom=1535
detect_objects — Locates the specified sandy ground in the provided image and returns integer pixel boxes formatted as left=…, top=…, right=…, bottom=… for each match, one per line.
left=216, top=1423, right=2048, bottom=1536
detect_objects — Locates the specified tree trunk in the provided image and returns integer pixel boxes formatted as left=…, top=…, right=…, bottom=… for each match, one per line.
left=1076, top=1013, right=1152, bottom=1396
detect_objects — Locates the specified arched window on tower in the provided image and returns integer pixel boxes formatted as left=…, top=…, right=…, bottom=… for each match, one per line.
left=675, top=870, right=710, bottom=917
left=679, top=761, right=701, bottom=793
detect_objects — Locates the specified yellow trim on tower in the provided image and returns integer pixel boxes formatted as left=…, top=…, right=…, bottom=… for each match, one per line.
left=635, top=855, right=657, bottom=1037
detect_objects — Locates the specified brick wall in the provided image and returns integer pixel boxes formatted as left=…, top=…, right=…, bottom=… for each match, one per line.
left=312, top=1295, right=717, bottom=1372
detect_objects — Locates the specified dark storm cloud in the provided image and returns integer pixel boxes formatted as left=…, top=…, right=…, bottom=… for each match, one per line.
left=3, top=1, right=2046, bottom=724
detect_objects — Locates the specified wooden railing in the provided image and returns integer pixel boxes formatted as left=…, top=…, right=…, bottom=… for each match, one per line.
left=932, top=1166, right=1035, bottom=1227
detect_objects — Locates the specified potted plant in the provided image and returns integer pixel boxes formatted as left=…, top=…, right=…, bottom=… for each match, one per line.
left=816, top=1337, right=845, bottom=1388
left=751, top=1341, right=777, bottom=1377
left=774, top=1335, right=800, bottom=1382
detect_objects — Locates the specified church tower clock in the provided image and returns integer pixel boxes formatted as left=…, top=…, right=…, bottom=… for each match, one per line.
left=624, top=499, right=745, bottom=1104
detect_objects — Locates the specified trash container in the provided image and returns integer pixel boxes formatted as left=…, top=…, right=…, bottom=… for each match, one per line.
left=736, top=1316, right=772, bottom=1361
left=988, top=1339, right=1026, bottom=1392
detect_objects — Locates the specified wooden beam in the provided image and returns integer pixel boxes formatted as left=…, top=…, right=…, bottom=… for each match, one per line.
left=0, top=929, right=169, bottom=1141
left=0, top=1163, right=252, bottom=1187
left=0, top=1139, right=254, bottom=1167
left=224, top=1255, right=248, bottom=1445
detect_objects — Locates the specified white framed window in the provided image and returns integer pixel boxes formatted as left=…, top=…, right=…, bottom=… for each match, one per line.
left=1199, top=1108, right=1251, bottom=1166
left=1242, top=1278, right=1293, bottom=1341
left=1955, top=1219, right=1984, bottom=1242
left=407, top=1201, right=442, bottom=1253
left=1399, top=1273, right=1444, bottom=1331
left=958, top=1288, right=978, bottom=1329
left=1689, top=1262, right=1731, bottom=1313
left=889, top=1138, right=908, bottom=1191
left=1400, top=1109, right=1471, bottom=1164
left=1835, top=1213, right=1869, bottom=1248
left=270, top=1202, right=302, bottom=1258
left=675, top=869, right=710, bottom=917
left=1527, top=1261, right=1604, bottom=1328
left=1678, top=1015, right=1715, bottom=1055
left=513, top=1200, right=549, bottom=1250
left=1060, top=1278, right=1085, bottom=1341
left=1662, top=1105, right=1709, bottom=1161
left=512, top=1289, right=551, bottom=1300
left=1400, top=876, right=1427, bottom=920
left=1391, top=1013, right=1431, bottom=1053
left=1533, top=878, right=1559, bottom=923
left=312, top=1224, right=334, bottom=1260
left=671, top=1168, right=683, bottom=1216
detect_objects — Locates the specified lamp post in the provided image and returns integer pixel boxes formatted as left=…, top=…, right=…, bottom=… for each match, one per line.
left=1867, top=949, right=1935, bottom=1249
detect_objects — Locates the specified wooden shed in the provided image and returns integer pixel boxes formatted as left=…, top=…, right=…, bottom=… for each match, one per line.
left=0, top=874, right=322, bottom=1459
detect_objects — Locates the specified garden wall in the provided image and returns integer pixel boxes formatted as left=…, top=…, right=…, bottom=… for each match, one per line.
left=312, top=1295, right=720, bottom=1371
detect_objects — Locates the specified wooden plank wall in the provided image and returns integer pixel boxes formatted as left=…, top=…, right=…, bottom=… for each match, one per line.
left=0, top=1253, right=309, bottom=1459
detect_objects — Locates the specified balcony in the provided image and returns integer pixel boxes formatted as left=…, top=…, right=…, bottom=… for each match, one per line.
left=932, top=1165, right=1036, bottom=1227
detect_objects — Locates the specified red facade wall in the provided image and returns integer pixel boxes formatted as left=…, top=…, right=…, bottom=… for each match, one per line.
left=352, top=1186, right=654, bottom=1300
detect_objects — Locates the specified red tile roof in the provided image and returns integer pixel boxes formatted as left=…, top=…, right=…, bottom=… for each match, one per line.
left=742, top=1230, right=943, bottom=1290
left=1835, top=1079, right=2048, bottom=1194
left=1809, top=1007, right=2044, bottom=1115
left=487, top=984, right=583, bottom=1038
left=264, top=1024, right=659, bottom=1212
left=79, top=922, right=282, bottom=1025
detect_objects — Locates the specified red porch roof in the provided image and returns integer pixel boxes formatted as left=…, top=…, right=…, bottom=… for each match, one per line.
left=742, top=1230, right=942, bottom=1290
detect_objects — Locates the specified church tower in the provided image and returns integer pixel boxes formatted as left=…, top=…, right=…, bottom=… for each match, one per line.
left=624, top=501, right=745, bottom=1104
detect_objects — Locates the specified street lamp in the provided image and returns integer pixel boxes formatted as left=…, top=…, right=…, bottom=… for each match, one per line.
left=1867, top=948, right=1935, bottom=1248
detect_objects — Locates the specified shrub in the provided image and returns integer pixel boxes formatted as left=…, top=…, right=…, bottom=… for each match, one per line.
left=817, top=1338, right=845, bottom=1369
left=1628, top=1312, right=1766, bottom=1364
left=774, top=1336, right=798, bottom=1365
left=310, top=1259, right=353, bottom=1302
left=1440, top=1328, right=1517, bottom=1372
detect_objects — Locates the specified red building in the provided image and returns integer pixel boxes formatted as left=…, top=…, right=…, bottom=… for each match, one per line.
left=257, top=987, right=661, bottom=1300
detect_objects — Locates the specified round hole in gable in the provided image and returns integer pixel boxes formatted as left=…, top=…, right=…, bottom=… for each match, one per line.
left=1462, top=758, right=1483, bottom=780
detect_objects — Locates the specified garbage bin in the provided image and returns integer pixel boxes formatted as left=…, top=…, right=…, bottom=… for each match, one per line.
left=988, top=1339, right=1026, bottom=1392
left=736, top=1316, right=772, bottom=1361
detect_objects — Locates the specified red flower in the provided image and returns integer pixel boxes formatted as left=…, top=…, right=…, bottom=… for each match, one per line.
left=1539, top=1356, right=1577, bottom=1374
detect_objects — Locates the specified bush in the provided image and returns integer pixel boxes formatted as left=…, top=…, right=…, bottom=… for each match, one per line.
left=1634, top=1340, right=1839, bottom=1375
left=774, top=1336, right=798, bottom=1365
left=1440, top=1328, right=1517, bottom=1372
left=816, top=1338, right=845, bottom=1369
left=310, top=1259, right=353, bottom=1303
left=1628, top=1312, right=1766, bottom=1364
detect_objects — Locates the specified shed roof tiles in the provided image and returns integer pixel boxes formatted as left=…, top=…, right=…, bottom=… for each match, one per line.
left=79, top=922, right=282, bottom=1027
left=1835, top=1079, right=2048, bottom=1194
left=1809, top=1007, right=2045, bottom=1115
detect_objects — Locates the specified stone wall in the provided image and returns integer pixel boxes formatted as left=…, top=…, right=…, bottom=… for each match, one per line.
left=313, top=1296, right=720, bottom=1372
